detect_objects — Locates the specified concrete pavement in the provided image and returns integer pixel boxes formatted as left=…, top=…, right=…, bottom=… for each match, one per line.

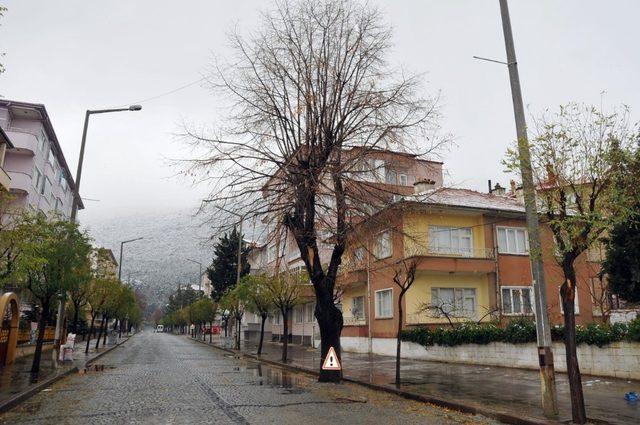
left=202, top=336, right=640, bottom=425
left=0, top=330, right=497, bottom=424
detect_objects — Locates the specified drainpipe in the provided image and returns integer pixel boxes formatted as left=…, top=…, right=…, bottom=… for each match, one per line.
left=366, top=239, right=373, bottom=354
left=493, top=222, right=501, bottom=321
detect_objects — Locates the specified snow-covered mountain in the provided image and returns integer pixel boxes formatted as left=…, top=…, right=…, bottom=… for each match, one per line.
left=81, top=208, right=215, bottom=304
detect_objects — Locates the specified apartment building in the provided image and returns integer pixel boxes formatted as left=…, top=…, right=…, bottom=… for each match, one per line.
left=0, top=100, right=82, bottom=217
left=245, top=149, right=444, bottom=346
left=338, top=182, right=602, bottom=352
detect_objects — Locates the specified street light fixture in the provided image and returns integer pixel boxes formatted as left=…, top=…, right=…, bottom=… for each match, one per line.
left=70, top=105, right=142, bottom=221
left=118, top=237, right=144, bottom=281
left=54, top=104, right=142, bottom=354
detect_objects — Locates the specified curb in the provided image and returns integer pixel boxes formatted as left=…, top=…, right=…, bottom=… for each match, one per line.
left=0, top=334, right=134, bottom=415
left=186, top=336, right=557, bottom=425
left=0, top=366, right=79, bottom=414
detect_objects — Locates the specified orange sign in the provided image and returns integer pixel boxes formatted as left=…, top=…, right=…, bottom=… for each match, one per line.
left=321, top=346, right=341, bottom=370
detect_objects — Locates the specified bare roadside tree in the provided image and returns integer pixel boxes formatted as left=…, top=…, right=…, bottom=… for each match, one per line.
left=392, top=259, right=417, bottom=386
left=505, top=103, right=638, bottom=423
left=183, top=0, right=444, bottom=382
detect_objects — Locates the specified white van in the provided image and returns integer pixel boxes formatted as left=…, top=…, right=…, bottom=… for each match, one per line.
left=156, top=325, right=164, bottom=333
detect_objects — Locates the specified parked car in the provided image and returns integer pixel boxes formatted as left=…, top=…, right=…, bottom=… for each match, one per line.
left=155, top=325, right=164, bottom=333
left=203, top=326, right=221, bottom=335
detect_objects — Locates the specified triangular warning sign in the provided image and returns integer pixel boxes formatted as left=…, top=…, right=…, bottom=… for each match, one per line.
left=322, top=346, right=341, bottom=371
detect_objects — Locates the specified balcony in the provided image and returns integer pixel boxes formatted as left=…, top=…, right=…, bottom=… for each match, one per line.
left=405, top=245, right=496, bottom=274
left=0, top=167, right=10, bottom=191
left=343, top=316, right=366, bottom=327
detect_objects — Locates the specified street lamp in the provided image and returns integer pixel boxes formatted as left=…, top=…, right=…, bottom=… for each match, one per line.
left=53, top=105, right=142, bottom=353
left=70, top=105, right=142, bottom=221
left=186, top=258, right=203, bottom=293
left=118, top=237, right=144, bottom=281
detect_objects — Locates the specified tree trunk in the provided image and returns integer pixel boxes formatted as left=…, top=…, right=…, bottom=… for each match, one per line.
left=209, top=321, right=213, bottom=343
left=72, top=302, right=80, bottom=334
left=102, top=316, right=109, bottom=346
left=31, top=302, right=49, bottom=374
left=235, top=316, right=241, bottom=349
left=95, top=315, right=106, bottom=349
left=395, top=296, right=404, bottom=386
left=561, top=266, right=587, bottom=424
left=85, top=313, right=96, bottom=354
left=282, top=309, right=289, bottom=362
left=258, top=314, right=266, bottom=355
left=224, top=319, right=228, bottom=337
left=316, top=300, right=343, bottom=382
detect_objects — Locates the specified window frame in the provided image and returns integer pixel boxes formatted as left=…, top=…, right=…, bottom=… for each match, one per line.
left=399, top=173, right=408, bottom=186
left=375, top=230, right=393, bottom=259
left=294, top=305, right=304, bottom=324
left=428, top=225, right=474, bottom=256
left=496, top=226, right=530, bottom=255
left=351, top=295, right=365, bottom=320
left=305, top=303, right=315, bottom=323
left=374, top=288, right=393, bottom=319
left=501, top=285, right=534, bottom=316
left=431, top=287, right=477, bottom=317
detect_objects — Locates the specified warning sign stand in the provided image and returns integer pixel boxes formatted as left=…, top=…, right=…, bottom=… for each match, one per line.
left=321, top=346, right=341, bottom=371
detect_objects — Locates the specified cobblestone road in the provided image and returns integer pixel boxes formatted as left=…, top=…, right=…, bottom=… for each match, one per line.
left=0, top=331, right=497, bottom=424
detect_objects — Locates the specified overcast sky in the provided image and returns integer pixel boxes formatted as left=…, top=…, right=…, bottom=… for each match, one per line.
left=1, top=0, right=638, bottom=224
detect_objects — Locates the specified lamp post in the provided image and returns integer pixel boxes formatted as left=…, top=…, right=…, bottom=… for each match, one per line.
left=53, top=104, right=142, bottom=356
left=118, top=237, right=144, bottom=281
left=473, top=0, right=558, bottom=416
left=186, top=259, right=203, bottom=293
left=70, top=105, right=142, bottom=221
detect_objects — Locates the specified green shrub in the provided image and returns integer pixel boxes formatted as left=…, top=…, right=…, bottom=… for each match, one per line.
left=502, top=318, right=537, bottom=343
left=402, top=318, right=639, bottom=349
left=628, top=317, right=640, bottom=342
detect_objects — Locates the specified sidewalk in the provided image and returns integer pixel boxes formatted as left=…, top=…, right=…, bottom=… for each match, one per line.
left=0, top=334, right=132, bottom=412
left=193, top=334, right=640, bottom=425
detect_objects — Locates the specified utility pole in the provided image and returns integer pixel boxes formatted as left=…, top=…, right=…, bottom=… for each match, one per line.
left=498, top=0, right=558, bottom=417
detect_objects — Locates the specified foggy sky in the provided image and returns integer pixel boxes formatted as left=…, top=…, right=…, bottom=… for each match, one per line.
left=1, top=0, right=638, bottom=224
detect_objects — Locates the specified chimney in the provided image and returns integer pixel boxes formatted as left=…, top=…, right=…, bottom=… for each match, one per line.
left=492, top=182, right=506, bottom=196
left=414, top=179, right=436, bottom=194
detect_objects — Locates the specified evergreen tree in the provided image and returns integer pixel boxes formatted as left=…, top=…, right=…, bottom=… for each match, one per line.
left=207, top=228, right=250, bottom=301
left=604, top=144, right=640, bottom=303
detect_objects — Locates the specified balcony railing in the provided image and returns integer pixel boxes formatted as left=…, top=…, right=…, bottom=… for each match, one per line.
left=0, top=167, right=11, bottom=191
left=343, top=316, right=366, bottom=326
left=405, top=245, right=495, bottom=260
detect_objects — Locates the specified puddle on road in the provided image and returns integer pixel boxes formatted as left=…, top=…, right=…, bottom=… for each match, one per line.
left=78, top=364, right=116, bottom=374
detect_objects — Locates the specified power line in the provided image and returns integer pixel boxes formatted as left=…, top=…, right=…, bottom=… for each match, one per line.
left=116, top=75, right=210, bottom=108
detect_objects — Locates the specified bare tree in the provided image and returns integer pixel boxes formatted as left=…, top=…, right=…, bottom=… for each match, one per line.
left=392, top=259, right=417, bottom=386
left=505, top=103, right=638, bottom=423
left=183, top=0, right=444, bottom=382
left=265, top=270, right=302, bottom=362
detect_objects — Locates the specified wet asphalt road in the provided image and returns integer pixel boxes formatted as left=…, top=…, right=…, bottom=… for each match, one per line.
left=0, top=330, right=496, bottom=425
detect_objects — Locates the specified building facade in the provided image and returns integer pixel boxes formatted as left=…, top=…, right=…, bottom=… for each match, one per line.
left=0, top=127, right=14, bottom=191
left=0, top=100, right=82, bottom=217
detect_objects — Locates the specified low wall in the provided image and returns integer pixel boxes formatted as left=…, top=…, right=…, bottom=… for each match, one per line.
left=341, top=336, right=640, bottom=380
left=14, top=342, right=53, bottom=360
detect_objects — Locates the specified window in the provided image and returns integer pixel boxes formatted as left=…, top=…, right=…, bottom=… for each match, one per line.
left=431, top=287, right=477, bottom=316
left=497, top=227, right=529, bottom=255
left=351, top=296, right=365, bottom=319
left=42, top=177, right=52, bottom=198
left=353, top=247, right=365, bottom=263
left=375, top=289, right=393, bottom=318
left=586, top=242, right=605, bottom=263
left=399, top=174, right=408, bottom=186
left=501, top=286, right=534, bottom=315
left=267, top=245, right=277, bottom=263
left=385, top=169, right=397, bottom=185
left=375, top=230, right=392, bottom=259
left=294, top=305, right=304, bottom=324
left=47, top=147, right=55, bottom=166
left=272, top=313, right=281, bottom=325
left=305, top=303, right=315, bottom=322
left=559, top=287, right=580, bottom=315
left=32, top=166, right=44, bottom=191
left=428, top=226, right=473, bottom=256
left=38, top=130, right=47, bottom=151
